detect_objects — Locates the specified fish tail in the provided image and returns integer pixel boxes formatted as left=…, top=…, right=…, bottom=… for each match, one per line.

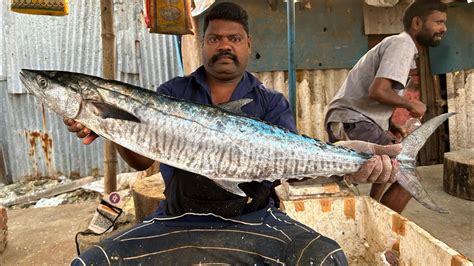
left=396, top=112, right=455, bottom=213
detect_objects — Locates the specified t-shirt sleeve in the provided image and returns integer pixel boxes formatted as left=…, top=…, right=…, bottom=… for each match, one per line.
left=375, top=39, right=417, bottom=88
left=262, top=93, right=297, bottom=133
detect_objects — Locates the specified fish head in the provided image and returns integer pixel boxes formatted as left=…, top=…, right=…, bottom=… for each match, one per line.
left=20, top=69, right=83, bottom=119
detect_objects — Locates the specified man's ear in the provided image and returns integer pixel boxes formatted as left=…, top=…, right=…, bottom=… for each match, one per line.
left=247, top=35, right=252, bottom=52
left=412, top=16, right=422, bottom=31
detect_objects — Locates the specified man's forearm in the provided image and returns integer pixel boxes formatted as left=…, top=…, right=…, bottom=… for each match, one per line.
left=368, top=78, right=413, bottom=109
left=116, top=145, right=155, bottom=171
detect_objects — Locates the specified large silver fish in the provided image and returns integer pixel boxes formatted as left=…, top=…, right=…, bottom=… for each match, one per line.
left=20, top=69, right=453, bottom=213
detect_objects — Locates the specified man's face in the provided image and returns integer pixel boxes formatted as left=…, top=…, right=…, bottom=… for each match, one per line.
left=415, top=10, right=447, bottom=47
left=202, top=19, right=251, bottom=81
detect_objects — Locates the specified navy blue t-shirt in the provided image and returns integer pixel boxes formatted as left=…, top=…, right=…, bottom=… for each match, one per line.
left=157, top=66, right=296, bottom=188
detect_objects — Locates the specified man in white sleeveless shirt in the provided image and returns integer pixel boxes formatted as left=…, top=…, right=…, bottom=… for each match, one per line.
left=325, top=0, right=448, bottom=213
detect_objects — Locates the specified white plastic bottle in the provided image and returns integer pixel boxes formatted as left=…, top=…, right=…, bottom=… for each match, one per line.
left=403, top=117, right=422, bottom=134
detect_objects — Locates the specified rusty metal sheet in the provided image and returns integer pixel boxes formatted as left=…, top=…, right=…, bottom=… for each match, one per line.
left=0, top=0, right=181, bottom=182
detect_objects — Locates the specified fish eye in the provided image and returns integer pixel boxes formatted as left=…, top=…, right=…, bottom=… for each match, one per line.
left=36, top=76, right=48, bottom=88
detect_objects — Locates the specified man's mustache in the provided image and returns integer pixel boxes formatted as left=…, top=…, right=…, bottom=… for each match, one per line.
left=211, top=51, right=239, bottom=65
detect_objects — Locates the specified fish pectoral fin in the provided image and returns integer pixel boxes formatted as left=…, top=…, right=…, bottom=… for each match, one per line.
left=217, top=98, right=253, bottom=115
left=212, top=179, right=247, bottom=197
left=90, top=101, right=141, bottom=123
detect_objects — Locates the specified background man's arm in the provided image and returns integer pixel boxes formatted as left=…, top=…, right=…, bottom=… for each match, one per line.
left=368, top=77, right=426, bottom=118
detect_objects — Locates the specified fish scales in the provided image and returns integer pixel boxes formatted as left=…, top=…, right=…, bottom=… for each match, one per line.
left=103, top=87, right=364, bottom=180
left=19, top=69, right=454, bottom=213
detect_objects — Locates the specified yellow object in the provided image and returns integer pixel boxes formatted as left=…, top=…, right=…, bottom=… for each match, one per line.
left=147, top=0, right=194, bottom=35
left=10, top=0, right=69, bottom=16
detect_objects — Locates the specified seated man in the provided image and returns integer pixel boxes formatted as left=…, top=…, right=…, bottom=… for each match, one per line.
left=69, top=2, right=398, bottom=265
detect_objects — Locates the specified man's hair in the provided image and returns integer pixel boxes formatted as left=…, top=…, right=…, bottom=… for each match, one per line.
left=403, top=0, right=448, bottom=31
left=203, top=2, right=249, bottom=35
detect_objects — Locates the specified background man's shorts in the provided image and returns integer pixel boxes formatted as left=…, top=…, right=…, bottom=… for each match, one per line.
left=327, top=121, right=394, bottom=145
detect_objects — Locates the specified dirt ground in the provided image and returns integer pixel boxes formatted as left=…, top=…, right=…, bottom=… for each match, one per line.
left=0, top=202, right=97, bottom=265
left=0, top=164, right=473, bottom=265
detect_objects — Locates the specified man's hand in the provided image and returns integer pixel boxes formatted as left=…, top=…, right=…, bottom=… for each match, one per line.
left=335, top=140, right=402, bottom=184
left=63, top=118, right=99, bottom=145
left=407, top=99, right=426, bottom=118
left=389, top=122, right=407, bottom=140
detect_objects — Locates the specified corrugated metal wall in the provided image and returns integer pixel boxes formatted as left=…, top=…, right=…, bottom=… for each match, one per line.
left=253, top=70, right=350, bottom=141
left=255, top=69, right=473, bottom=153
left=0, top=0, right=181, bottom=182
left=447, top=69, right=474, bottom=151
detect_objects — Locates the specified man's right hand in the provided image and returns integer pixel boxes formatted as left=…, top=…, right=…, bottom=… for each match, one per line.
left=407, top=100, right=426, bottom=118
left=335, top=140, right=402, bottom=184
left=63, top=118, right=99, bottom=145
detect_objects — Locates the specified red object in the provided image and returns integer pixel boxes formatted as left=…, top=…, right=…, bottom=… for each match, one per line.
left=391, top=87, right=420, bottom=127
left=144, top=0, right=151, bottom=29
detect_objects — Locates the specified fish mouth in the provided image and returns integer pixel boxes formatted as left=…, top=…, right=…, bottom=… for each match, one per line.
left=19, top=70, right=37, bottom=94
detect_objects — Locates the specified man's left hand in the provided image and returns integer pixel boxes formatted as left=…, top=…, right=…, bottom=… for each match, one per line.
left=334, top=140, right=402, bottom=184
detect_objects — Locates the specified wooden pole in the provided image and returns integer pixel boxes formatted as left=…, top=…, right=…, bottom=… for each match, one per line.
left=100, top=0, right=117, bottom=193
left=419, top=46, right=445, bottom=165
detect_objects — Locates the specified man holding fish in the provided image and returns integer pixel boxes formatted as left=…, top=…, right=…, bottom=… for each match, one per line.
left=60, top=2, right=407, bottom=265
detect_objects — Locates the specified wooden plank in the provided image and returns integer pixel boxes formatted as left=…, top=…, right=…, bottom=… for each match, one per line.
left=419, top=47, right=446, bottom=165
left=181, top=17, right=201, bottom=75
left=446, top=70, right=473, bottom=151
left=455, top=73, right=467, bottom=149
left=362, top=0, right=412, bottom=35
left=446, top=72, right=459, bottom=150
left=467, top=70, right=474, bottom=148
left=296, top=70, right=312, bottom=136
left=0, top=142, right=9, bottom=184
left=0, top=176, right=96, bottom=208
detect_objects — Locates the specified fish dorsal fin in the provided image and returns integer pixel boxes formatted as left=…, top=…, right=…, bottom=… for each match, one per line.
left=218, top=98, right=253, bottom=115
left=90, top=101, right=141, bottom=123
